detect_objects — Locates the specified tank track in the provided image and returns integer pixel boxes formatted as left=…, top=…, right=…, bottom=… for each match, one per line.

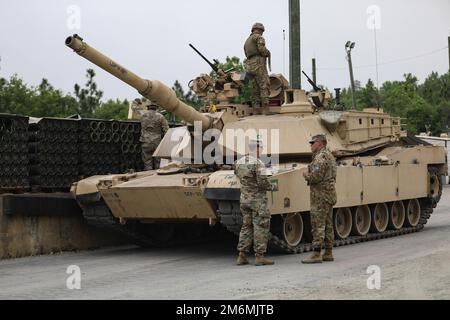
left=81, top=201, right=167, bottom=247
left=80, top=200, right=212, bottom=248
left=217, top=199, right=434, bottom=254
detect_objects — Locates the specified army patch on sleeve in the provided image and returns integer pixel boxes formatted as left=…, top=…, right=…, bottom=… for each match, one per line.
left=312, top=164, right=321, bottom=172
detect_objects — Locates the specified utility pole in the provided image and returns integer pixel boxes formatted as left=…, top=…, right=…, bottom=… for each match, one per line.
left=312, top=58, right=317, bottom=84
left=345, top=41, right=357, bottom=110
left=448, top=36, right=450, bottom=71
left=289, top=0, right=301, bottom=89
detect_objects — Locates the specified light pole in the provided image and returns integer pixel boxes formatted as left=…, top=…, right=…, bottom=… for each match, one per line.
left=345, top=41, right=356, bottom=110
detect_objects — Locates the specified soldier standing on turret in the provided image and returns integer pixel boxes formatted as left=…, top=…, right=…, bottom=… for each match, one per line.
left=234, top=138, right=274, bottom=266
left=140, top=104, right=169, bottom=170
left=244, top=22, right=271, bottom=109
left=302, top=134, right=337, bottom=264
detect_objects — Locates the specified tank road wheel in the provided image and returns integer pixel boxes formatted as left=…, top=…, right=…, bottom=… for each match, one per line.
left=281, top=213, right=304, bottom=247
left=334, top=208, right=352, bottom=239
left=351, top=205, right=371, bottom=236
left=404, top=199, right=421, bottom=227
left=428, top=168, right=442, bottom=208
left=370, top=203, right=389, bottom=233
left=388, top=201, right=405, bottom=230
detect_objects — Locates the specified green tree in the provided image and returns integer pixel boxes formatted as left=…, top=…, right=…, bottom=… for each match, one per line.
left=93, top=99, right=129, bottom=120
left=74, top=69, right=103, bottom=117
left=0, top=75, right=78, bottom=117
left=215, top=56, right=246, bottom=73
left=419, top=71, right=442, bottom=106
left=379, top=74, right=435, bottom=134
left=359, top=79, right=379, bottom=108
left=0, top=75, right=34, bottom=116
left=32, top=79, right=79, bottom=117
left=213, top=56, right=251, bottom=104
left=432, top=101, right=450, bottom=134
left=339, top=79, right=378, bottom=110
left=419, top=71, right=450, bottom=106
left=171, top=80, right=202, bottom=109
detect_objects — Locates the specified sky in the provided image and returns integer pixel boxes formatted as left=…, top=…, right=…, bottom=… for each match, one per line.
left=0, top=0, right=449, bottom=101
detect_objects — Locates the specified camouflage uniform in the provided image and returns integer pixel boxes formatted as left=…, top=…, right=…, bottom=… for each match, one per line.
left=234, top=154, right=273, bottom=255
left=139, top=109, right=169, bottom=170
left=244, top=30, right=271, bottom=107
left=304, top=147, right=337, bottom=250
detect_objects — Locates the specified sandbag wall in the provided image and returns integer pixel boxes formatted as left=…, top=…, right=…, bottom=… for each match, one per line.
left=0, top=114, right=144, bottom=192
left=0, top=114, right=29, bottom=189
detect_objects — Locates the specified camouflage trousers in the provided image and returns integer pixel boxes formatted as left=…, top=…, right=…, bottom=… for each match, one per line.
left=141, top=142, right=160, bottom=171
left=245, top=57, right=270, bottom=107
left=310, top=203, right=334, bottom=250
left=237, top=201, right=271, bottom=255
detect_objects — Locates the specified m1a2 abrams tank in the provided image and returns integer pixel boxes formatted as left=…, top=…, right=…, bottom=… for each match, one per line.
left=66, top=35, right=447, bottom=252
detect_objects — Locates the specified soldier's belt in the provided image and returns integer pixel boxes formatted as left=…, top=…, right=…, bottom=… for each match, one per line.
left=246, top=54, right=263, bottom=59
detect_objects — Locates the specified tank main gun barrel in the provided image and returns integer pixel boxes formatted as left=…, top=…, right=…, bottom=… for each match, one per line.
left=65, top=35, right=211, bottom=130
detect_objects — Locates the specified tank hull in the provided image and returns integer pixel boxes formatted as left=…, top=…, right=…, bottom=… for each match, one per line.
left=73, top=143, right=446, bottom=252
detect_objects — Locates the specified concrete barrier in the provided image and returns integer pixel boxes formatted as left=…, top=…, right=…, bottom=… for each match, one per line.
left=0, top=195, right=127, bottom=259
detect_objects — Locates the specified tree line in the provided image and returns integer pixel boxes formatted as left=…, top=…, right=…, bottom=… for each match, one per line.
left=1, top=63, right=449, bottom=135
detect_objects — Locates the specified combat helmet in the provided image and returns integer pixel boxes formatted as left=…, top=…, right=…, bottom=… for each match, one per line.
left=251, top=22, right=265, bottom=32
left=309, top=134, right=327, bottom=144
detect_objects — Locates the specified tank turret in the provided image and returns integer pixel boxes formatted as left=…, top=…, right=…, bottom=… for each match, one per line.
left=65, top=35, right=211, bottom=130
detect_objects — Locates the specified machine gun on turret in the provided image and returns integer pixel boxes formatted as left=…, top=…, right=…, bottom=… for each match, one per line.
left=189, top=44, right=220, bottom=73
left=301, top=70, right=331, bottom=109
left=189, top=44, right=236, bottom=75
left=302, top=70, right=321, bottom=92
left=188, top=44, right=246, bottom=104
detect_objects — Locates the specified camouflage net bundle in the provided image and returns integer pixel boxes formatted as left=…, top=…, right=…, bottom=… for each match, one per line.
left=0, top=114, right=29, bottom=189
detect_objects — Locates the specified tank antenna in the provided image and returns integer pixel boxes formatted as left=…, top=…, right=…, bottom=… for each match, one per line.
left=283, top=29, right=286, bottom=76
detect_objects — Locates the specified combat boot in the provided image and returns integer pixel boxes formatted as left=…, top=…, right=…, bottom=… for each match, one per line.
left=301, top=249, right=323, bottom=264
left=322, top=248, right=334, bottom=262
left=255, top=254, right=274, bottom=266
left=237, top=251, right=249, bottom=265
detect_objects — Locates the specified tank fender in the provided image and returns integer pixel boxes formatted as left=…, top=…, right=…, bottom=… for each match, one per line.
left=204, top=170, right=240, bottom=201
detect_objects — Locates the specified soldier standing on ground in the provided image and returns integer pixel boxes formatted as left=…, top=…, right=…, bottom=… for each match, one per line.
left=234, top=138, right=274, bottom=266
left=244, top=22, right=271, bottom=109
left=302, top=134, right=337, bottom=264
left=140, top=104, right=169, bottom=170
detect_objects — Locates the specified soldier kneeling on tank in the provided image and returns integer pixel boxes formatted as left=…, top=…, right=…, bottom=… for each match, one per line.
left=234, top=138, right=274, bottom=266
left=302, top=134, right=337, bottom=264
